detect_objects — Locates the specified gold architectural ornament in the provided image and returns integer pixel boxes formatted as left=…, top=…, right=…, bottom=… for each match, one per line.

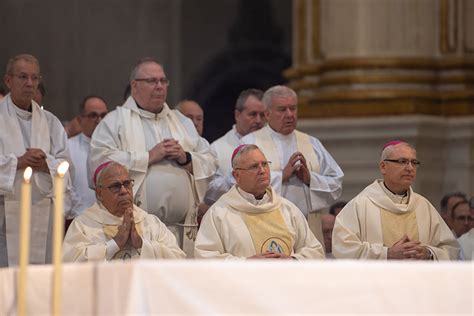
left=285, top=57, right=474, bottom=79
left=297, top=95, right=474, bottom=118
left=285, top=57, right=474, bottom=118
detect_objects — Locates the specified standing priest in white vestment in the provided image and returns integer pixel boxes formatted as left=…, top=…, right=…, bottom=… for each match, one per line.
left=0, top=54, right=76, bottom=266
left=63, top=162, right=185, bottom=261
left=89, top=58, right=217, bottom=256
left=205, top=89, right=266, bottom=205
left=195, top=145, right=324, bottom=259
left=241, top=85, right=343, bottom=244
left=68, top=95, right=108, bottom=217
left=332, top=141, right=459, bottom=260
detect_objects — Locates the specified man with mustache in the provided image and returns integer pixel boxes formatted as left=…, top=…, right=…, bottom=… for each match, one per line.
left=195, top=144, right=324, bottom=259
left=90, top=58, right=217, bottom=257
left=63, top=162, right=185, bottom=261
left=205, top=89, right=266, bottom=205
left=241, top=85, right=344, bottom=245
left=332, top=141, right=459, bottom=260
left=0, top=54, right=76, bottom=266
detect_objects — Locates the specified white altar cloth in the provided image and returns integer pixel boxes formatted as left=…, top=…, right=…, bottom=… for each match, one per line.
left=0, top=260, right=472, bottom=315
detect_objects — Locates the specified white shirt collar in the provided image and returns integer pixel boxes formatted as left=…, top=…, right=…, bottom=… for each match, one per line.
left=236, top=186, right=270, bottom=206
left=380, top=181, right=410, bottom=205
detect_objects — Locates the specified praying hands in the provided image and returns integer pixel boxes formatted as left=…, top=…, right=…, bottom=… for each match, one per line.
left=113, top=207, right=143, bottom=250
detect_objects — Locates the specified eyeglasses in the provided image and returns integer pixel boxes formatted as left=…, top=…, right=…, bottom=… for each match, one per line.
left=11, top=73, right=42, bottom=83
left=134, top=77, right=170, bottom=86
left=384, top=158, right=421, bottom=167
left=454, top=215, right=474, bottom=222
left=234, top=161, right=271, bottom=172
left=82, top=111, right=108, bottom=120
left=100, top=179, right=134, bottom=193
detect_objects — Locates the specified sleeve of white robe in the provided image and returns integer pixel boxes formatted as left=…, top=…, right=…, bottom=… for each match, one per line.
left=62, top=218, right=110, bottom=262
left=420, top=202, right=460, bottom=260
left=188, top=136, right=217, bottom=185
left=0, top=154, right=18, bottom=194
left=43, top=114, right=83, bottom=218
left=284, top=203, right=326, bottom=259
left=204, top=171, right=234, bottom=205
left=306, top=137, right=343, bottom=210
left=269, top=138, right=344, bottom=210
left=194, top=208, right=244, bottom=259
left=204, top=141, right=235, bottom=204
left=332, top=197, right=388, bottom=259
left=139, top=214, right=186, bottom=259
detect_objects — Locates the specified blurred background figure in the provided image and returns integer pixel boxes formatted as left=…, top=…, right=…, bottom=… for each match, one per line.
left=68, top=95, right=108, bottom=217
left=64, top=116, right=82, bottom=138
left=329, top=201, right=347, bottom=217
left=321, top=214, right=336, bottom=258
left=0, top=84, right=6, bottom=101
left=450, top=200, right=472, bottom=238
left=205, top=88, right=266, bottom=205
left=439, top=192, right=468, bottom=232
left=457, top=198, right=474, bottom=260
left=176, top=99, right=204, bottom=136
left=33, top=81, right=46, bottom=106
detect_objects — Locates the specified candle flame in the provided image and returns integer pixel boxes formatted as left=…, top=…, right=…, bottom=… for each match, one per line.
left=23, top=167, right=32, bottom=183
left=57, top=161, right=69, bottom=177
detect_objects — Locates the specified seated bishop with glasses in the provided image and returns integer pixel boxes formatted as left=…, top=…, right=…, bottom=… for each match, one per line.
left=62, top=161, right=186, bottom=262
left=332, top=141, right=459, bottom=261
left=195, top=144, right=325, bottom=259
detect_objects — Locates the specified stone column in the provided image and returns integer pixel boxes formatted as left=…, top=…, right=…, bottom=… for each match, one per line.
left=286, top=0, right=474, bottom=205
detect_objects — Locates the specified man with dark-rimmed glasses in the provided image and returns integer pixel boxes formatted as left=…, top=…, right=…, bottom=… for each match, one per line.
left=332, top=140, right=459, bottom=260
left=63, top=161, right=185, bottom=262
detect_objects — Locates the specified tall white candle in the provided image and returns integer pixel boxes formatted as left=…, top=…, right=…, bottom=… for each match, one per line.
left=17, top=167, right=32, bottom=316
left=52, top=161, right=69, bottom=316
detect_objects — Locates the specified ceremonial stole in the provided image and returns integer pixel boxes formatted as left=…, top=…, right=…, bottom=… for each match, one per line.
left=253, top=126, right=320, bottom=173
left=240, top=208, right=293, bottom=256
left=380, top=208, right=419, bottom=247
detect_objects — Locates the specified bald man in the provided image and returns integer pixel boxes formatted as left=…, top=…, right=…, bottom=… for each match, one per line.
left=176, top=99, right=204, bottom=136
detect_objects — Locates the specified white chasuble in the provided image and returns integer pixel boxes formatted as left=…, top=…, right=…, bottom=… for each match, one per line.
left=195, top=185, right=325, bottom=259
left=332, top=180, right=460, bottom=260
left=62, top=203, right=186, bottom=262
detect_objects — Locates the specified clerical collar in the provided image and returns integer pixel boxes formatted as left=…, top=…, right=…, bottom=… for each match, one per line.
left=134, top=99, right=164, bottom=118
left=381, top=181, right=410, bottom=205
left=236, top=187, right=270, bottom=206
left=268, top=125, right=294, bottom=140
left=80, top=132, right=91, bottom=143
left=12, top=100, right=33, bottom=120
left=9, top=96, right=32, bottom=112
left=233, top=125, right=243, bottom=139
